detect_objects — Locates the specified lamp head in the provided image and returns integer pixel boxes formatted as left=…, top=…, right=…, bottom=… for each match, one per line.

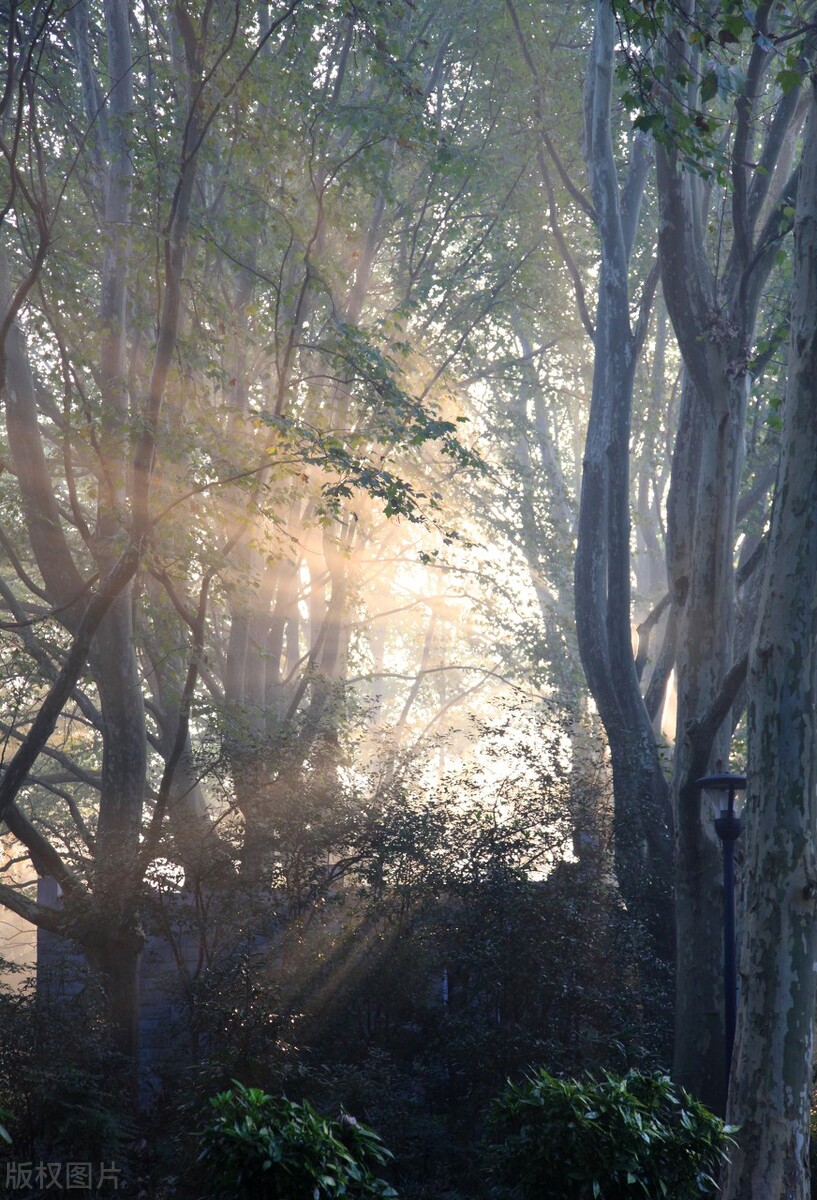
left=697, top=773, right=747, bottom=840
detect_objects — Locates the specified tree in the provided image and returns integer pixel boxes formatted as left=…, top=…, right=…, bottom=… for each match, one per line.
left=0, top=0, right=221, bottom=1066
left=573, top=0, right=673, bottom=967
left=0, top=0, right=467, bottom=1069
left=0, top=0, right=548, bottom=1084
left=600, top=0, right=815, bottom=1109
left=721, top=78, right=817, bottom=1200
left=650, top=0, right=812, bottom=1110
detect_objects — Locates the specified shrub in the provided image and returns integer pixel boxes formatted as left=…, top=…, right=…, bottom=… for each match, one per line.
left=488, top=1068, right=736, bottom=1200
left=197, top=1081, right=397, bottom=1199
left=0, top=973, right=135, bottom=1168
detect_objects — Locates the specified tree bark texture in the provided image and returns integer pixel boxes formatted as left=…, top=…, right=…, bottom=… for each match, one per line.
left=655, top=0, right=811, bottom=1108
left=722, top=84, right=817, bottom=1200
left=666, top=368, right=748, bottom=1112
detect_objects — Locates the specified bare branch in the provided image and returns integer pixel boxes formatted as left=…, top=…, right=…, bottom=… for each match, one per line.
left=0, top=878, right=63, bottom=933
left=0, top=543, right=139, bottom=842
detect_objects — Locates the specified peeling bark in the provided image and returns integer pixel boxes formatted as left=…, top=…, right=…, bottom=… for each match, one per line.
left=655, top=0, right=814, bottom=1108
left=722, top=84, right=817, bottom=1200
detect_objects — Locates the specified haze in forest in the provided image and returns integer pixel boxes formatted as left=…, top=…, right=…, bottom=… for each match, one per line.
left=0, top=1, right=816, bottom=1198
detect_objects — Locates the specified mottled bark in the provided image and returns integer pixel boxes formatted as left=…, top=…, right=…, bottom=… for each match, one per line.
left=667, top=369, right=748, bottom=1111
left=655, top=0, right=812, bottom=1108
left=722, top=85, right=817, bottom=1200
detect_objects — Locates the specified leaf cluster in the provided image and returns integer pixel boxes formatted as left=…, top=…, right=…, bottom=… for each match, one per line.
left=198, top=1082, right=397, bottom=1200
left=488, top=1068, right=737, bottom=1200
left=614, top=0, right=811, bottom=180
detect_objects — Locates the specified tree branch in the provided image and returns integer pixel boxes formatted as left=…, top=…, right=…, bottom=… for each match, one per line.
left=0, top=879, right=64, bottom=933
left=635, top=589, right=671, bottom=681
left=689, top=653, right=749, bottom=754
left=0, top=543, right=139, bottom=842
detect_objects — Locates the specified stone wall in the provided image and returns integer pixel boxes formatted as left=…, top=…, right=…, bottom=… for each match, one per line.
left=36, top=878, right=202, bottom=1104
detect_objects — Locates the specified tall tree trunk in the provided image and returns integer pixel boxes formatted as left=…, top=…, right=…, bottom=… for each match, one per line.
left=722, top=86, right=817, bottom=1200
left=87, top=0, right=145, bottom=1073
left=667, top=368, right=748, bottom=1112
left=653, top=0, right=809, bottom=1106
left=574, top=0, right=673, bottom=969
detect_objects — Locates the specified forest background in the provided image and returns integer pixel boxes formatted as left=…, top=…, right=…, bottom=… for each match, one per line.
left=0, top=0, right=816, bottom=1197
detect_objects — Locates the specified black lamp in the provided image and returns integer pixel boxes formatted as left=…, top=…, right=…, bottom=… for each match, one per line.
left=696, top=772, right=747, bottom=1084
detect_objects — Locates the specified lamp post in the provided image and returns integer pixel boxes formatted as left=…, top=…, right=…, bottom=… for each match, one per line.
left=696, top=773, right=747, bottom=1086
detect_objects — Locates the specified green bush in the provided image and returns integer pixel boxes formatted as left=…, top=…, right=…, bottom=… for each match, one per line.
left=488, top=1068, right=736, bottom=1200
left=0, top=973, right=136, bottom=1168
left=197, top=1081, right=398, bottom=1199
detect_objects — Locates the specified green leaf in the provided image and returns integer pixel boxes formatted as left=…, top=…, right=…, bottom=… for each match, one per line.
left=634, top=112, right=664, bottom=133
left=700, top=70, right=718, bottom=103
left=776, top=67, right=804, bottom=95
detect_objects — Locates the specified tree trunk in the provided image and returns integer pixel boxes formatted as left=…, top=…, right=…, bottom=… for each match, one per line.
left=666, top=366, right=748, bottom=1112
left=87, top=924, right=146, bottom=1067
left=722, top=87, right=817, bottom=1200
left=652, top=0, right=809, bottom=1103
left=574, top=0, right=673, bottom=970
